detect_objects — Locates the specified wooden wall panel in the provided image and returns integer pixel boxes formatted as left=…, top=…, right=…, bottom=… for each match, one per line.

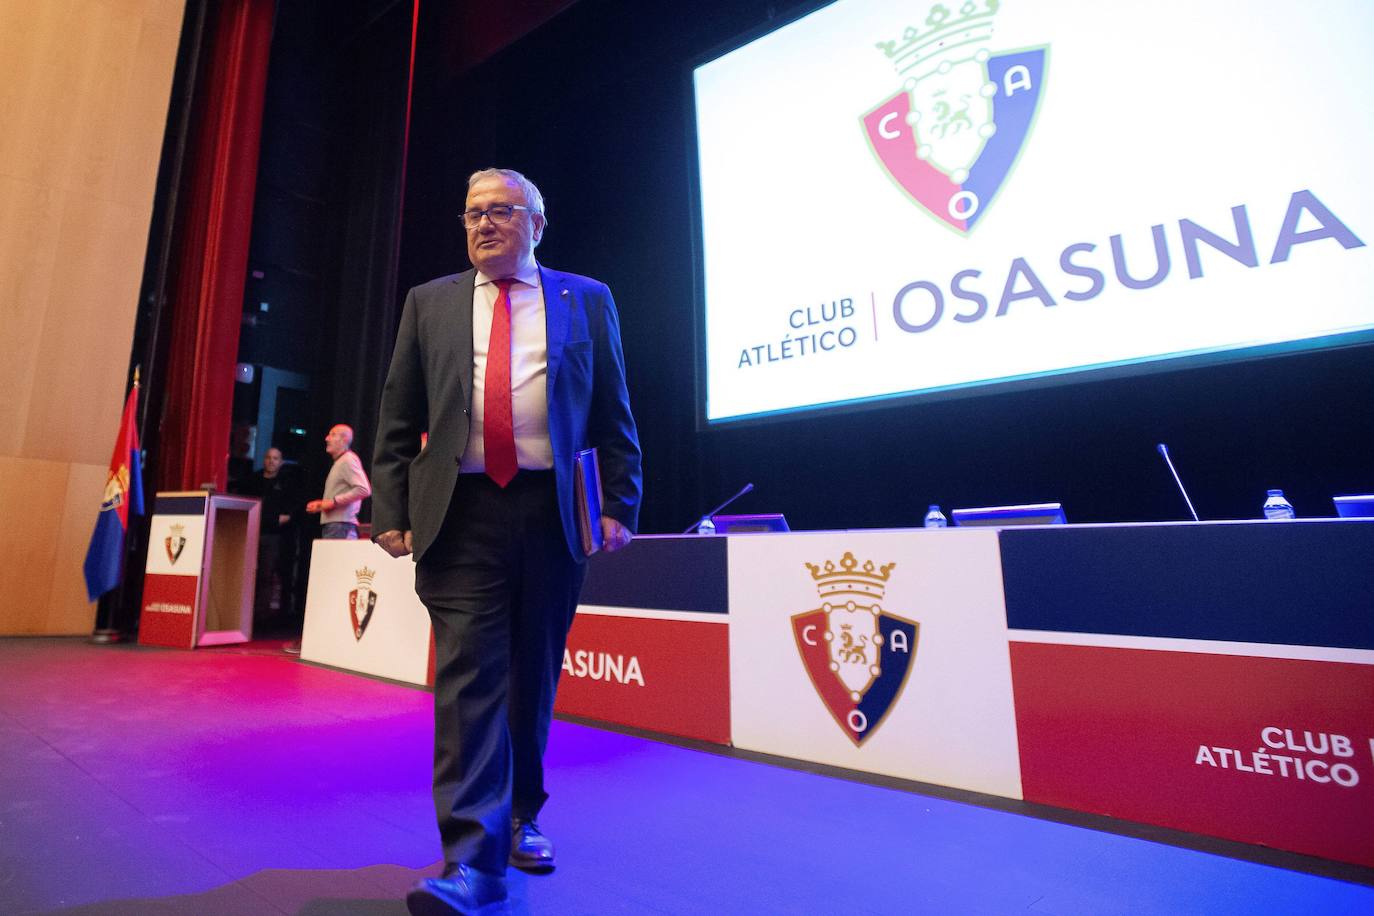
left=0, top=176, right=62, bottom=457
left=0, top=0, right=91, bottom=192
left=0, top=0, right=185, bottom=635
left=119, top=14, right=186, bottom=201
left=0, top=457, right=69, bottom=634
left=23, top=191, right=149, bottom=464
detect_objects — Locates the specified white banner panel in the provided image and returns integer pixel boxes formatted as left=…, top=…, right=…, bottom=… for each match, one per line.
left=144, top=514, right=206, bottom=577
left=301, top=540, right=432, bottom=686
left=728, top=529, right=1021, bottom=798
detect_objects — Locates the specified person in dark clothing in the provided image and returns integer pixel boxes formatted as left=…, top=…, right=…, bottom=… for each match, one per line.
left=238, top=447, right=304, bottom=622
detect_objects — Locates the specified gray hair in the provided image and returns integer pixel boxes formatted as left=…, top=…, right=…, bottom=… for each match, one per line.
left=467, top=167, right=546, bottom=217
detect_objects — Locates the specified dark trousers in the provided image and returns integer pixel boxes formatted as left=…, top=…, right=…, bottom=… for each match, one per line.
left=253, top=529, right=298, bottom=619
left=414, top=471, right=585, bottom=875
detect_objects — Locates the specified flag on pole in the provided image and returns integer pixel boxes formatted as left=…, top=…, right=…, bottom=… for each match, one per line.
left=83, top=381, right=144, bottom=601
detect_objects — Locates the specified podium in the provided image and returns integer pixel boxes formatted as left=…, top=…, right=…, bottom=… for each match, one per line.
left=138, top=491, right=260, bottom=648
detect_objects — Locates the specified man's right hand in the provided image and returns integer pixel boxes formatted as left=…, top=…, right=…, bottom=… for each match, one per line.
left=375, top=529, right=413, bottom=558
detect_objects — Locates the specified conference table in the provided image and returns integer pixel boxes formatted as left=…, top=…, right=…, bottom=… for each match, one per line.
left=300, top=519, right=1374, bottom=869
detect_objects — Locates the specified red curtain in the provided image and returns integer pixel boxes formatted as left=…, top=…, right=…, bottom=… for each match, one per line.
left=159, top=0, right=274, bottom=492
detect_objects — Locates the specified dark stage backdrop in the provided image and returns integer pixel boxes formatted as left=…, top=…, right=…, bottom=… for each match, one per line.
left=391, top=0, right=1374, bottom=535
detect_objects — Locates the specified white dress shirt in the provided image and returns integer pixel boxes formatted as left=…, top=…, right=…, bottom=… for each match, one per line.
left=460, top=263, right=555, bottom=474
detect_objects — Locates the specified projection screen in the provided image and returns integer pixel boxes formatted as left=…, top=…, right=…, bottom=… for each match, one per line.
left=691, top=0, right=1373, bottom=424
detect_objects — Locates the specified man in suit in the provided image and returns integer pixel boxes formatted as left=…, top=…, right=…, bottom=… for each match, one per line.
left=372, top=167, right=641, bottom=915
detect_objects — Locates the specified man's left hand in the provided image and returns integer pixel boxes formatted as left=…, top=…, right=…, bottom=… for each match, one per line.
left=601, top=516, right=632, bottom=552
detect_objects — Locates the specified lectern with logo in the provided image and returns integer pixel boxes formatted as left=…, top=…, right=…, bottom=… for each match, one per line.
left=138, top=491, right=259, bottom=648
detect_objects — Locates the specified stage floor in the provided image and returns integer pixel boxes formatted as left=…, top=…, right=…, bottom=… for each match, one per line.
left=2, top=637, right=1370, bottom=915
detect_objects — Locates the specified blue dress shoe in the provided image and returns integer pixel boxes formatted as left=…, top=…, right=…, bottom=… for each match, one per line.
left=509, top=817, right=555, bottom=871
left=406, top=864, right=507, bottom=915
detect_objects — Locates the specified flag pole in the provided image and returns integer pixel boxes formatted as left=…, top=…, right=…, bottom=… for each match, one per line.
left=91, top=595, right=122, bottom=644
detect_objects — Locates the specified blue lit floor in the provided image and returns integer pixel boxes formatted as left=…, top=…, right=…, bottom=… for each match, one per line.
left=1, top=637, right=1369, bottom=915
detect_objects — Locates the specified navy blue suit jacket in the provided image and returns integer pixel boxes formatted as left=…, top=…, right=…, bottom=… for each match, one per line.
left=372, top=265, right=642, bottom=562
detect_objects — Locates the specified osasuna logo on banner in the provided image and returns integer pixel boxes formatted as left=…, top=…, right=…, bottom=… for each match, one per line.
left=792, top=552, right=919, bottom=746
left=165, top=523, right=186, bottom=564
left=348, top=566, right=377, bottom=640
left=864, top=1, right=1046, bottom=234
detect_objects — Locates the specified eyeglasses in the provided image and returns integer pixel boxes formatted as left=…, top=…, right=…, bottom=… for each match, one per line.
left=462, top=204, right=536, bottom=228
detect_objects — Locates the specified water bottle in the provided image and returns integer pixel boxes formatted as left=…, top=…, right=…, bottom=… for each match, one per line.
left=923, top=505, right=948, bottom=528
left=1262, top=489, right=1295, bottom=520
left=697, top=516, right=716, bottom=535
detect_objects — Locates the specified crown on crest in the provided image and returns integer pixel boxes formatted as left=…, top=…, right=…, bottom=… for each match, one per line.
left=805, top=551, right=896, bottom=600
left=169, top=523, right=184, bottom=536
left=875, top=0, right=998, bottom=80
left=354, top=566, right=376, bottom=586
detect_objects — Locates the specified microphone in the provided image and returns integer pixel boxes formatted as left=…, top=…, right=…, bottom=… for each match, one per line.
left=1156, top=443, right=1200, bottom=522
left=683, top=482, right=755, bottom=533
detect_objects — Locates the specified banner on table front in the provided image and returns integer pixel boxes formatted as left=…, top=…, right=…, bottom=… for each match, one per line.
left=1011, top=641, right=1374, bottom=868
left=557, top=608, right=731, bottom=745
left=728, top=530, right=1021, bottom=798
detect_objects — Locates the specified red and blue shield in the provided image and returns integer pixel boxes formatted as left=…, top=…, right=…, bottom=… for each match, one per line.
left=349, top=587, right=377, bottom=640
left=792, top=604, right=919, bottom=747
left=864, top=46, right=1048, bottom=234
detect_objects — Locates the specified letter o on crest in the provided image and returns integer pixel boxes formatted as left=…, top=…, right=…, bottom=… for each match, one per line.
left=948, top=191, right=980, bottom=220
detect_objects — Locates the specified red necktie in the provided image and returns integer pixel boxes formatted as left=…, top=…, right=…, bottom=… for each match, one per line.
left=484, top=279, right=518, bottom=487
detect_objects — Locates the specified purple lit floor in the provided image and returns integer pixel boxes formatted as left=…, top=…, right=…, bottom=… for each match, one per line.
left=2, top=638, right=1371, bottom=915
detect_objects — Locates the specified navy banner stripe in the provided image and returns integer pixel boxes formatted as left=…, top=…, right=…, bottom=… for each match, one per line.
left=154, top=496, right=207, bottom=516
left=1000, top=521, right=1374, bottom=650
left=580, top=536, right=728, bottom=614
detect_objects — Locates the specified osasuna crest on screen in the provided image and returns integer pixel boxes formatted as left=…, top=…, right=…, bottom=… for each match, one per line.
left=792, top=551, right=919, bottom=747
left=863, top=1, right=1047, bottom=234
left=349, top=566, right=378, bottom=640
